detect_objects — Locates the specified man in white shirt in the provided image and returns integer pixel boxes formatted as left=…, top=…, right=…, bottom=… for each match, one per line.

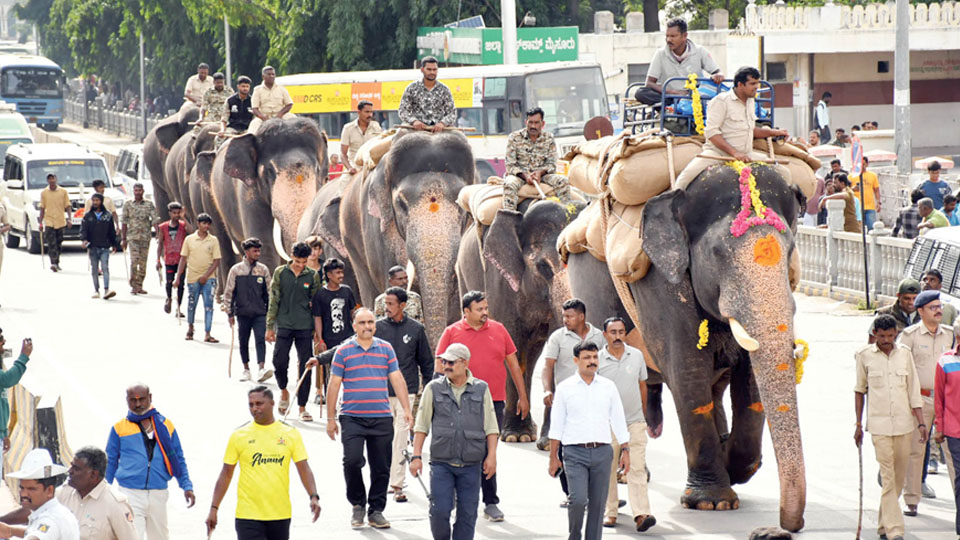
left=815, top=92, right=832, bottom=144
left=549, top=341, right=630, bottom=540
left=183, top=63, right=212, bottom=105
left=0, top=448, right=79, bottom=540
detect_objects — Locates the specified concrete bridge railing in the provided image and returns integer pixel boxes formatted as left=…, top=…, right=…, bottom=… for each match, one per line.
left=746, top=0, right=960, bottom=31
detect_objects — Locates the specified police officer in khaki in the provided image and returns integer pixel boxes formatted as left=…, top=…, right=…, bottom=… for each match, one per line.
left=897, top=289, right=956, bottom=515
left=248, top=66, right=293, bottom=134
left=0, top=448, right=79, bottom=540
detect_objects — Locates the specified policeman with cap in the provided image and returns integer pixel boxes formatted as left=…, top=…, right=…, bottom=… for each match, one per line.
left=877, top=278, right=922, bottom=335
left=898, top=289, right=956, bottom=516
left=0, top=448, right=79, bottom=540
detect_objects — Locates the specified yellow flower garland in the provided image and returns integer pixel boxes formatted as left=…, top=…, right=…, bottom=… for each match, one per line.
left=728, top=160, right=767, bottom=218
left=696, top=319, right=709, bottom=350
left=683, top=73, right=705, bottom=136
left=794, top=338, right=809, bottom=384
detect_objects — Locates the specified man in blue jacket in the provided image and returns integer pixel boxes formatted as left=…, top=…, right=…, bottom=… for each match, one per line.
left=106, top=384, right=194, bottom=540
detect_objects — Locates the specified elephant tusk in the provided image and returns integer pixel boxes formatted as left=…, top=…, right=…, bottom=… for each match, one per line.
left=729, top=318, right=760, bottom=352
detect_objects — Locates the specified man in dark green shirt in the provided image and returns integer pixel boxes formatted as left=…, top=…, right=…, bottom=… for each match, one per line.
left=266, top=242, right=320, bottom=422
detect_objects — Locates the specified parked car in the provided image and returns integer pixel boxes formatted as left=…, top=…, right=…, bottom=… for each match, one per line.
left=903, top=226, right=960, bottom=307
left=113, top=143, right=153, bottom=200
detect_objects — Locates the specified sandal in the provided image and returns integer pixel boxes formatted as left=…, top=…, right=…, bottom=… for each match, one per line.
left=185, top=330, right=194, bottom=340
left=204, top=336, right=219, bottom=343
left=394, top=490, right=408, bottom=503
left=278, top=398, right=289, bottom=415
left=300, top=410, right=313, bottom=422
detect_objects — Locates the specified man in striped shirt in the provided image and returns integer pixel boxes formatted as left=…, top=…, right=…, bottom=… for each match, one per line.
left=325, top=308, right=413, bottom=530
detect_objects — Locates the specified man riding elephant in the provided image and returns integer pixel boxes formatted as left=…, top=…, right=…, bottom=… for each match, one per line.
left=397, top=56, right=456, bottom=133
left=501, top=107, right=573, bottom=212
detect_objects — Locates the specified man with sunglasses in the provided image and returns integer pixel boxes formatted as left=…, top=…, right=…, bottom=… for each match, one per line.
left=898, top=289, right=956, bottom=515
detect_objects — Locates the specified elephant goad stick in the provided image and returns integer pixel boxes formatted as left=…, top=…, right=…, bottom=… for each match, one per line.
left=856, top=442, right=863, bottom=539
left=227, top=325, right=234, bottom=378
left=402, top=448, right=431, bottom=500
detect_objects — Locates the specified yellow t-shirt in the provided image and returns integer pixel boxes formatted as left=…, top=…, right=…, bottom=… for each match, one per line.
left=850, top=171, right=880, bottom=211
left=40, top=187, right=71, bottom=228
left=223, top=421, right=308, bottom=520
left=180, top=232, right=221, bottom=283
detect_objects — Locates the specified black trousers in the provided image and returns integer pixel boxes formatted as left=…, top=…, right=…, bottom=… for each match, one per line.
left=238, top=315, right=266, bottom=367
left=273, top=328, right=312, bottom=407
left=164, top=263, right=184, bottom=305
left=482, top=400, right=506, bottom=505
left=341, top=415, right=393, bottom=513
left=235, top=518, right=290, bottom=540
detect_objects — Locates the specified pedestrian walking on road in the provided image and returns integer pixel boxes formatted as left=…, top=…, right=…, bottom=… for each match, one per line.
left=0, top=448, right=79, bottom=540
left=156, top=202, right=192, bottom=317
left=436, top=290, right=530, bottom=522
left=312, top=257, right=359, bottom=404
left=549, top=341, right=630, bottom=540
left=374, top=266, right=423, bottom=322
left=121, top=183, right=158, bottom=295
left=373, top=287, right=433, bottom=502
left=934, top=325, right=960, bottom=537
left=82, top=179, right=119, bottom=229
left=267, top=242, right=320, bottom=421
left=224, top=237, right=274, bottom=383
left=38, top=173, right=72, bottom=272
left=410, top=343, right=499, bottom=540
left=304, top=236, right=323, bottom=273
left=0, top=330, right=31, bottom=475
left=81, top=193, right=120, bottom=300
left=598, top=318, right=656, bottom=532
left=173, top=213, right=221, bottom=342
left=325, top=308, right=413, bottom=530
left=106, top=384, right=195, bottom=540
left=854, top=314, right=927, bottom=540
left=206, top=386, right=321, bottom=540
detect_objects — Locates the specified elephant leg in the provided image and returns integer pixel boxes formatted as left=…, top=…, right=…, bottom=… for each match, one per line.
left=645, top=378, right=665, bottom=438
left=713, top=367, right=732, bottom=442
left=501, top=348, right=538, bottom=443
left=153, top=184, right=172, bottom=224
left=725, top=352, right=765, bottom=485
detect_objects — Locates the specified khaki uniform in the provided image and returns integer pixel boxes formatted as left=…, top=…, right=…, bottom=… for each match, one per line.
left=195, top=86, right=233, bottom=131
left=898, top=322, right=957, bottom=505
left=57, top=480, right=139, bottom=540
left=122, top=199, right=158, bottom=289
left=183, top=74, right=213, bottom=104
left=674, top=91, right=790, bottom=190
left=40, top=186, right=72, bottom=266
left=340, top=119, right=383, bottom=164
left=502, top=128, right=570, bottom=211
left=248, top=83, right=293, bottom=134
left=855, top=343, right=924, bottom=538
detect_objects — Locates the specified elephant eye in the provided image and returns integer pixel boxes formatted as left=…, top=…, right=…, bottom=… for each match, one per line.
left=536, top=258, right=554, bottom=281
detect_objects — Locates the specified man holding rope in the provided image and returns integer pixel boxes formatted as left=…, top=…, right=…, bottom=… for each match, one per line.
left=397, top=56, right=456, bottom=133
left=501, top=107, right=573, bottom=212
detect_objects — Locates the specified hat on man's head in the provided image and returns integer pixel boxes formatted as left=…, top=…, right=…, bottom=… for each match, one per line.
left=898, top=278, right=922, bottom=295
left=8, top=449, right=68, bottom=480
left=915, top=290, right=941, bottom=310
left=439, top=343, right=471, bottom=362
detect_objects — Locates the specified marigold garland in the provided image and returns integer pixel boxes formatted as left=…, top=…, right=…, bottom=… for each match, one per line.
left=696, top=319, right=709, bottom=350
left=728, top=161, right=787, bottom=238
left=683, top=73, right=705, bottom=136
left=794, top=338, right=809, bottom=384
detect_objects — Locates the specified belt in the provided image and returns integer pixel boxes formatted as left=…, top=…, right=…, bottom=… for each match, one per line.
left=570, top=442, right=609, bottom=448
left=921, top=388, right=933, bottom=397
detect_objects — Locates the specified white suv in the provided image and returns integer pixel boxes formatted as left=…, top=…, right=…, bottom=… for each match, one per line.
left=1, top=143, right=121, bottom=253
left=113, top=144, right=153, bottom=200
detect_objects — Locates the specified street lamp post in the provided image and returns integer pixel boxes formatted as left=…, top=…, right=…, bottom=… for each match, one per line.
left=894, top=0, right=911, bottom=175
left=139, top=32, right=146, bottom=139
left=224, top=14, right=232, bottom=88
left=501, top=0, right=518, bottom=65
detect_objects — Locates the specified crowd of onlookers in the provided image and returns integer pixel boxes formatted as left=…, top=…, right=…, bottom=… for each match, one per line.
left=76, top=75, right=178, bottom=116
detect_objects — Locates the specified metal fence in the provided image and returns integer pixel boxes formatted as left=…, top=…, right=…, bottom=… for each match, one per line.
left=63, top=97, right=165, bottom=140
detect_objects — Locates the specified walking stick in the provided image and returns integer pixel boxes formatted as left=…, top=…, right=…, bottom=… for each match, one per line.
left=402, top=448, right=431, bottom=500
left=856, top=441, right=863, bottom=539
left=281, top=366, right=314, bottom=423
left=39, top=225, right=44, bottom=269
left=533, top=179, right=547, bottom=199
left=227, top=324, right=235, bottom=378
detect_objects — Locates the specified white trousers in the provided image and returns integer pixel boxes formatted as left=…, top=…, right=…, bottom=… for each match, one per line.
left=674, top=148, right=791, bottom=191
left=119, top=486, right=169, bottom=540
left=389, top=395, right=415, bottom=488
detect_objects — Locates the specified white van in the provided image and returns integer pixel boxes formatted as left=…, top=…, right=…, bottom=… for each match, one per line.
left=113, top=144, right=153, bottom=200
left=1, top=143, right=121, bottom=253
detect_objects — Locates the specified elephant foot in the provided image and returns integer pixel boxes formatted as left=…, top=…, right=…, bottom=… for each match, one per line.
left=501, top=414, right=538, bottom=443
left=680, top=485, right=740, bottom=511
left=536, top=435, right=550, bottom=451
left=727, top=458, right=762, bottom=485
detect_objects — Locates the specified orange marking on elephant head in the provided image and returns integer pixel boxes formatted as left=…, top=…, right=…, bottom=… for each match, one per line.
left=748, top=402, right=764, bottom=412
left=777, top=323, right=788, bottom=332
left=692, top=402, right=714, bottom=416
left=753, top=233, right=782, bottom=267
left=776, top=363, right=790, bottom=371
left=429, top=202, right=440, bottom=213
left=776, top=404, right=791, bottom=412
left=296, top=174, right=304, bottom=184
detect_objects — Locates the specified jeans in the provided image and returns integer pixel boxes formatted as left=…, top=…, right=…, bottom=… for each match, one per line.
left=430, top=462, right=482, bottom=540
left=863, top=209, right=877, bottom=231
left=187, top=278, right=216, bottom=333
left=237, top=315, right=266, bottom=368
left=563, top=444, right=613, bottom=540
left=341, top=415, right=393, bottom=513
left=273, top=328, right=312, bottom=407
left=948, top=437, right=960, bottom=534
left=88, top=247, right=111, bottom=291
left=235, top=518, right=290, bottom=540
left=481, top=401, right=505, bottom=505
left=164, top=263, right=184, bottom=306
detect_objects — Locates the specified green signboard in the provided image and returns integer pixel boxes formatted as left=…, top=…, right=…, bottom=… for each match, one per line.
left=416, top=26, right=578, bottom=65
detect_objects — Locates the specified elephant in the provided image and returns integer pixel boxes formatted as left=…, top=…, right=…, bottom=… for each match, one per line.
left=144, top=103, right=200, bottom=222
left=295, top=177, right=360, bottom=294
left=567, top=163, right=806, bottom=531
left=193, top=117, right=328, bottom=275
left=455, top=200, right=584, bottom=443
left=160, top=125, right=220, bottom=223
left=339, top=131, right=474, bottom=349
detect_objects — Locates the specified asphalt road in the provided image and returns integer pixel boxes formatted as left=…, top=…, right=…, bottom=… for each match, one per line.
left=0, top=239, right=958, bottom=539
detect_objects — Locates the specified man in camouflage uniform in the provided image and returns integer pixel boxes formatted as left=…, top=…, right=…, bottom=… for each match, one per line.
left=397, top=56, right=456, bottom=133
left=875, top=278, right=922, bottom=336
left=194, top=72, right=232, bottom=133
left=502, top=107, right=572, bottom=211
left=373, top=266, right=423, bottom=322
left=121, top=183, right=159, bottom=295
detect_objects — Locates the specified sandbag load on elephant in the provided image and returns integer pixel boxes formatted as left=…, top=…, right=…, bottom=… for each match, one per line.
left=352, top=130, right=397, bottom=171
left=456, top=177, right=583, bottom=226
left=557, top=199, right=651, bottom=282
left=563, top=133, right=703, bottom=205
left=752, top=139, right=821, bottom=199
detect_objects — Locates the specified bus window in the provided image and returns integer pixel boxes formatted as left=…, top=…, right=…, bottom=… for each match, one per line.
left=1, top=68, right=63, bottom=99
left=524, top=67, right=608, bottom=138
left=485, top=108, right=507, bottom=135
left=456, top=108, right=482, bottom=132
left=378, top=111, right=401, bottom=130
left=313, top=113, right=351, bottom=139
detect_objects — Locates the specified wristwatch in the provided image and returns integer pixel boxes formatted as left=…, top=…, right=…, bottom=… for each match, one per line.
left=309, top=494, right=320, bottom=501
left=411, top=455, right=422, bottom=461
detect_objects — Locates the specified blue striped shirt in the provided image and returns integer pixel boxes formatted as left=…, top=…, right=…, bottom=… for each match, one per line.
left=332, top=336, right=399, bottom=417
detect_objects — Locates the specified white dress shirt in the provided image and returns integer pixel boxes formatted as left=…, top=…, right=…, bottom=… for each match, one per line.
left=25, top=497, right=80, bottom=540
left=549, top=373, right=630, bottom=445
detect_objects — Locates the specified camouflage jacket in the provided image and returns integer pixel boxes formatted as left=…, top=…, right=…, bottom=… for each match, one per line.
left=200, top=86, right=233, bottom=123
left=122, top=199, right=159, bottom=242
left=397, top=79, right=456, bottom=126
left=506, top=128, right=557, bottom=177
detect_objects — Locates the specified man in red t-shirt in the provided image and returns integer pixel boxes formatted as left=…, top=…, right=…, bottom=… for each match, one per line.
left=327, top=154, right=344, bottom=183
left=156, top=202, right=193, bottom=317
left=435, top=290, right=530, bottom=523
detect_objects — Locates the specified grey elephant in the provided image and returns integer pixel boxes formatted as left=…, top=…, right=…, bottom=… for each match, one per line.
left=144, top=103, right=200, bottom=222
left=296, top=177, right=360, bottom=294
left=567, top=163, right=807, bottom=531
left=339, top=131, right=474, bottom=349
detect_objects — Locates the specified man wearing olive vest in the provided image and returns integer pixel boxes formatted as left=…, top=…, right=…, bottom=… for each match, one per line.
left=409, top=343, right=499, bottom=540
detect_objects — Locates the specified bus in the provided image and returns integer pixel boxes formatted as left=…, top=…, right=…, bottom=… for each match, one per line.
left=277, top=61, right=609, bottom=176
left=0, top=55, right=65, bottom=131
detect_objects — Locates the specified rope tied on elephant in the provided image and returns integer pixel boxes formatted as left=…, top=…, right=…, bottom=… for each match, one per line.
left=597, top=189, right=643, bottom=331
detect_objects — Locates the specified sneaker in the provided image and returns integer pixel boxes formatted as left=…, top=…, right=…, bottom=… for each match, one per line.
left=351, top=505, right=365, bottom=528
left=91, top=291, right=100, bottom=299
left=483, top=503, right=505, bottom=522
left=240, top=369, right=251, bottom=382
left=922, top=482, right=936, bottom=499
left=164, top=298, right=172, bottom=313
left=368, top=510, right=390, bottom=529
left=103, top=290, right=116, bottom=300
left=257, top=367, right=274, bottom=382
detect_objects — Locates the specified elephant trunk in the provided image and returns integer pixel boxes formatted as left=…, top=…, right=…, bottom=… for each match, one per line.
left=720, top=233, right=806, bottom=532
left=271, top=164, right=320, bottom=255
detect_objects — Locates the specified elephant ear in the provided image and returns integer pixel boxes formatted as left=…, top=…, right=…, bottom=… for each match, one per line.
left=194, top=151, right=216, bottom=190
left=642, top=190, right=689, bottom=284
left=154, top=123, right=183, bottom=155
left=481, top=209, right=525, bottom=293
left=223, top=133, right=258, bottom=187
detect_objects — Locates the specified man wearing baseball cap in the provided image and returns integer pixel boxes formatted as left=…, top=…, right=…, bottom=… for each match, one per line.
left=410, top=343, right=499, bottom=540
left=0, top=448, right=79, bottom=540
left=877, top=279, right=922, bottom=335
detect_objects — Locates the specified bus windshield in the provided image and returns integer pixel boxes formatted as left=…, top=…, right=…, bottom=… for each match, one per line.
left=524, top=67, right=607, bottom=138
left=27, top=159, right=109, bottom=190
left=2, top=67, right=63, bottom=99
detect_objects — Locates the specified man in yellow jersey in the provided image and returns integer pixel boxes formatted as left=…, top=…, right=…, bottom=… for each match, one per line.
left=206, top=386, right=321, bottom=540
